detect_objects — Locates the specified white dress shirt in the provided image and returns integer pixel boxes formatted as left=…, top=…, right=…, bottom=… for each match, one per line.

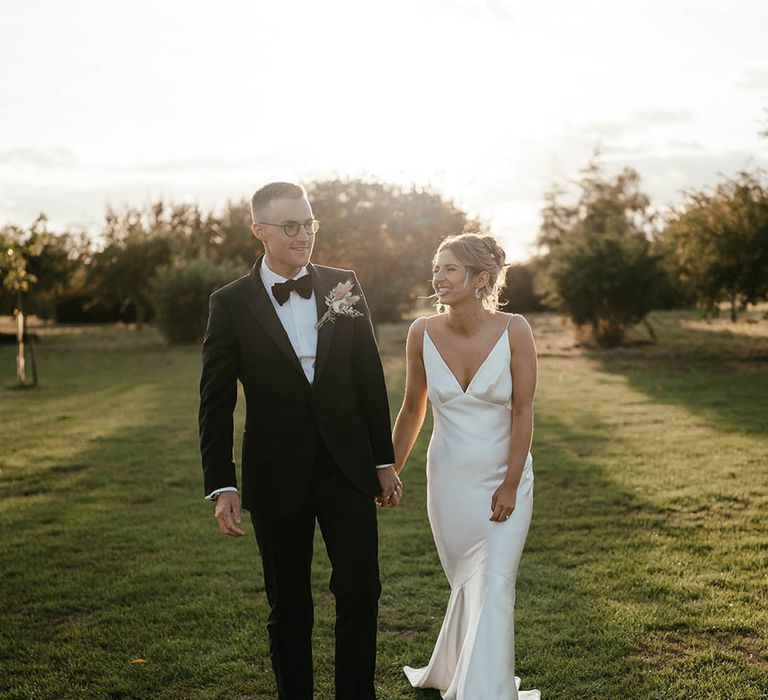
left=259, top=259, right=319, bottom=384
left=205, top=258, right=391, bottom=501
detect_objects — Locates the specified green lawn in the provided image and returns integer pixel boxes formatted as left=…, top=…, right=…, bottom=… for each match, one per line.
left=1, top=309, right=767, bottom=699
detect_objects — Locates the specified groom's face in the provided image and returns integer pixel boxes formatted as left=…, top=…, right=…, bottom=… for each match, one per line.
left=252, top=196, right=315, bottom=275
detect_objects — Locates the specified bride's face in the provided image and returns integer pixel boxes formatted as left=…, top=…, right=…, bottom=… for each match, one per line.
left=432, top=249, right=474, bottom=305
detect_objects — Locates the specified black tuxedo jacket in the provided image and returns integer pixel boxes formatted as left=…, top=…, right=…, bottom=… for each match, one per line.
left=198, top=255, right=395, bottom=515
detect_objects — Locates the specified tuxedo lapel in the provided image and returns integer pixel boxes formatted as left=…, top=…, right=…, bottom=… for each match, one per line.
left=310, top=263, right=335, bottom=388
left=242, top=257, right=307, bottom=382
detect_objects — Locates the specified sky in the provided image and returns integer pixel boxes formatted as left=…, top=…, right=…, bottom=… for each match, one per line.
left=1, top=0, right=767, bottom=260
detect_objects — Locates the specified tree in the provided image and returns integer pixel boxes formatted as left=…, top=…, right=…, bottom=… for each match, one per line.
left=211, top=200, right=257, bottom=266
left=1, top=180, right=484, bottom=331
left=0, top=216, right=49, bottom=386
left=89, top=206, right=174, bottom=328
left=547, top=230, right=664, bottom=346
left=499, top=263, right=543, bottom=313
left=150, top=258, right=242, bottom=344
left=19, top=229, right=88, bottom=321
left=537, top=160, right=664, bottom=346
left=307, top=179, right=479, bottom=322
left=660, top=170, right=768, bottom=321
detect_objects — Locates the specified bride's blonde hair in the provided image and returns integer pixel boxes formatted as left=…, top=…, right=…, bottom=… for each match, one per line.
left=433, top=232, right=508, bottom=312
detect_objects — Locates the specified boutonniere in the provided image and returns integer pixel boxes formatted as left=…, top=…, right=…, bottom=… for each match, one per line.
left=315, top=279, right=364, bottom=329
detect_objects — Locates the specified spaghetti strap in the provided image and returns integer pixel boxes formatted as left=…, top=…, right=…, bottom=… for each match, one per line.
left=504, top=313, right=513, bottom=352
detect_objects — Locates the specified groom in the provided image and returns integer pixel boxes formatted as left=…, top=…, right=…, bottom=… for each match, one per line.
left=198, top=182, right=401, bottom=700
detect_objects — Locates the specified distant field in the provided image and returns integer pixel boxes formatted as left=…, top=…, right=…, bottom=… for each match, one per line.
left=1, top=308, right=767, bottom=699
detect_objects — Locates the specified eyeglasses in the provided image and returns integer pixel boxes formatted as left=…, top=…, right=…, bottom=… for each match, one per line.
left=256, top=219, right=320, bottom=237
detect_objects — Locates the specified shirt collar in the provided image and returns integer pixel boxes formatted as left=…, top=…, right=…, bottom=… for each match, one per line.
left=260, top=256, right=309, bottom=287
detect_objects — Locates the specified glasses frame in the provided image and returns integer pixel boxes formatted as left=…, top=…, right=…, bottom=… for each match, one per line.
left=256, top=219, right=320, bottom=237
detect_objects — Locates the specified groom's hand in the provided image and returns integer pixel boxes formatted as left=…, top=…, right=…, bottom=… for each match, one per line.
left=214, top=492, right=246, bottom=537
left=376, top=466, right=403, bottom=509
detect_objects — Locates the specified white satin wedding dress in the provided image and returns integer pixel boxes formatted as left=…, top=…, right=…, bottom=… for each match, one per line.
left=404, top=318, right=540, bottom=700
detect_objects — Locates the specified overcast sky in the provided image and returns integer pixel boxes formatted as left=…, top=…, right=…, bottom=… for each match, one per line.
left=2, top=0, right=767, bottom=260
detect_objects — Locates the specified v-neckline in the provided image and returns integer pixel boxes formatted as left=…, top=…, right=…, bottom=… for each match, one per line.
left=424, top=324, right=509, bottom=395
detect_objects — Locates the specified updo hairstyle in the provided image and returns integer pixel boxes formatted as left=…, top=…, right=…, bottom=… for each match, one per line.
left=433, top=232, right=508, bottom=311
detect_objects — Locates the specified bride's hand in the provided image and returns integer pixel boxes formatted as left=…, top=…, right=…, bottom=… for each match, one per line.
left=490, top=480, right=518, bottom=522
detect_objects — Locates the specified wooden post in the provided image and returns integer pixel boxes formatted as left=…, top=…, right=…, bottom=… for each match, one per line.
left=15, top=306, right=26, bottom=385
left=13, top=291, right=37, bottom=387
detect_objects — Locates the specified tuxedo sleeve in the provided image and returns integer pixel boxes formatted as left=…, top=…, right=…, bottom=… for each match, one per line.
left=350, top=272, right=395, bottom=466
left=199, top=291, right=240, bottom=497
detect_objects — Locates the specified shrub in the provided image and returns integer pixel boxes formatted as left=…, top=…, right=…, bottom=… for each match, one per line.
left=548, top=230, right=663, bottom=347
left=150, top=259, right=245, bottom=344
left=500, top=263, right=544, bottom=313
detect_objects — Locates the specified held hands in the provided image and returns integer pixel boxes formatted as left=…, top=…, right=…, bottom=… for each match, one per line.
left=490, top=479, right=519, bottom=522
left=214, top=491, right=247, bottom=537
left=376, top=466, right=403, bottom=508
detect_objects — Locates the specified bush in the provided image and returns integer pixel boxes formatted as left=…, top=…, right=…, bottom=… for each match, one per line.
left=538, top=161, right=665, bottom=346
left=150, top=259, right=245, bottom=344
left=660, top=170, right=768, bottom=320
left=549, top=231, right=663, bottom=347
left=500, top=263, right=544, bottom=313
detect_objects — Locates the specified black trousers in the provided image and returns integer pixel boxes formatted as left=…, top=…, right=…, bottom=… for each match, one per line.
left=251, top=438, right=381, bottom=700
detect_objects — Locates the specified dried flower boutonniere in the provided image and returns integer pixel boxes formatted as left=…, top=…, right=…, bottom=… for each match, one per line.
left=315, top=279, right=364, bottom=329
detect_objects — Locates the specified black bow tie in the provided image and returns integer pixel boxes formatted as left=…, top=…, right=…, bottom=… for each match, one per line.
left=271, top=274, right=313, bottom=305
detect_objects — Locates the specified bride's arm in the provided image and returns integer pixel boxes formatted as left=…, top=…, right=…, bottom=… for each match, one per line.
left=392, top=317, right=429, bottom=475
left=508, top=314, right=537, bottom=480
left=491, top=314, right=538, bottom=522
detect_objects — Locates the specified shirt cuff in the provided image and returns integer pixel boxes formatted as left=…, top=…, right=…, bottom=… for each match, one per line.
left=205, top=486, right=238, bottom=501
left=375, top=463, right=394, bottom=470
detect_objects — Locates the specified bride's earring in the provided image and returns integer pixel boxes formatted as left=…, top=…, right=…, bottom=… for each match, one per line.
left=475, top=288, right=481, bottom=299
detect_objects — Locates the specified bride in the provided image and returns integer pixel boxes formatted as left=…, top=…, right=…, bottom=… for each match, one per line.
left=392, top=232, right=540, bottom=699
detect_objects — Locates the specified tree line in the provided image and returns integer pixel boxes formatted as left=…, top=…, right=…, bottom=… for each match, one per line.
left=535, top=161, right=768, bottom=345
left=2, top=166, right=767, bottom=358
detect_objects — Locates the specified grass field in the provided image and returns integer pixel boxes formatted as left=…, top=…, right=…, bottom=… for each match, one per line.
left=1, top=308, right=767, bottom=699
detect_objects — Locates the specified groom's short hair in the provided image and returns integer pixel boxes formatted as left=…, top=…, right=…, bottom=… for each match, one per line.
left=250, top=182, right=306, bottom=223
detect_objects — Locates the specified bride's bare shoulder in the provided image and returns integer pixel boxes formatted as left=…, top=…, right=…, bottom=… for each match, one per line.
left=407, top=314, right=444, bottom=346
left=409, top=314, right=442, bottom=331
left=498, top=310, right=529, bottom=325
left=502, top=312, right=535, bottom=346
left=407, top=315, right=430, bottom=339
